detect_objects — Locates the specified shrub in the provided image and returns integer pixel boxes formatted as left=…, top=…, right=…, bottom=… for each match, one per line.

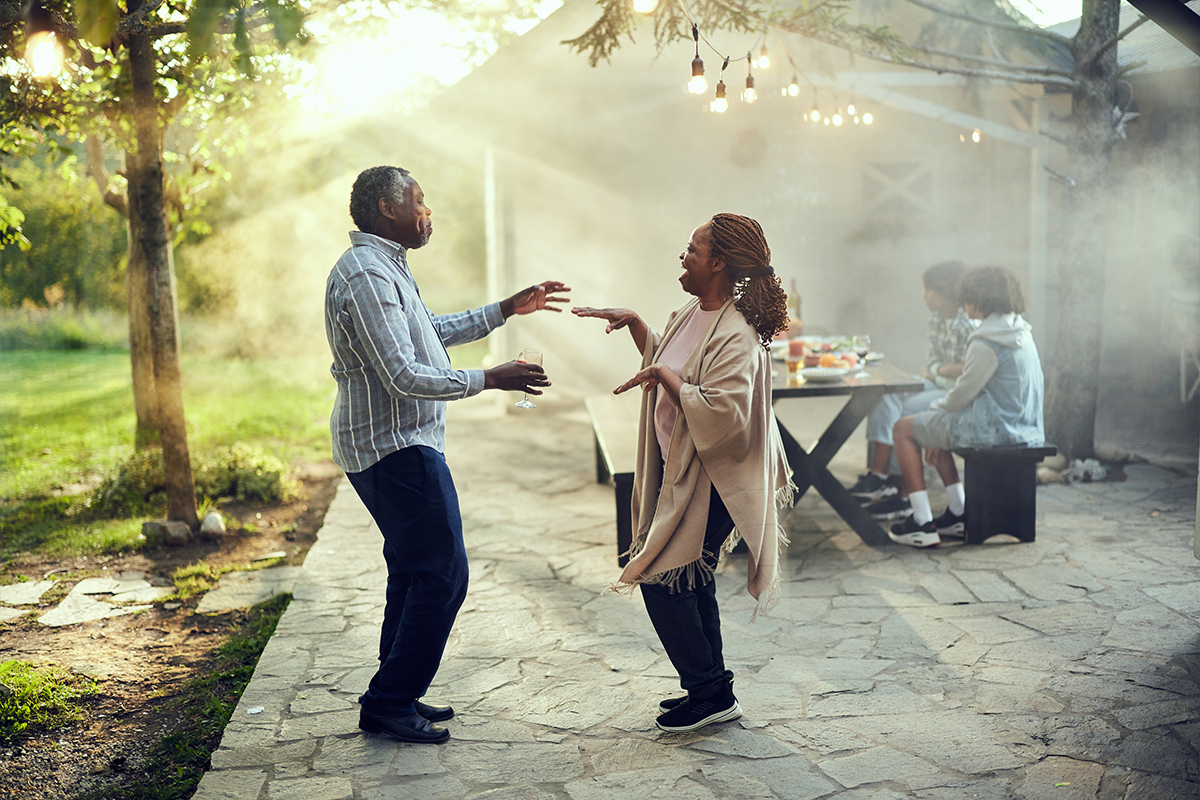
left=88, top=445, right=296, bottom=518
left=0, top=307, right=128, bottom=351
left=195, top=444, right=297, bottom=503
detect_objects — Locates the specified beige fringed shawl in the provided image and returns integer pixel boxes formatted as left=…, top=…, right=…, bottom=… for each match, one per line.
left=618, top=297, right=795, bottom=618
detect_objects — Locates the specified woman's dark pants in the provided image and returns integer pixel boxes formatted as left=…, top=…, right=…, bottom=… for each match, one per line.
left=346, top=446, right=469, bottom=718
left=641, top=486, right=736, bottom=700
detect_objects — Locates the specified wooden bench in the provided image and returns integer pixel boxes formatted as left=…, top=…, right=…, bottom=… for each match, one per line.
left=584, top=395, right=640, bottom=565
left=952, top=443, right=1057, bottom=544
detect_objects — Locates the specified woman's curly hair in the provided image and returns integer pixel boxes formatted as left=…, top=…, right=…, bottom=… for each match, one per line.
left=705, top=213, right=789, bottom=347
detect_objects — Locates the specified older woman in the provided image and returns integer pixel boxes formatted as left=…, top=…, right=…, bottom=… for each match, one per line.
left=573, top=213, right=794, bottom=733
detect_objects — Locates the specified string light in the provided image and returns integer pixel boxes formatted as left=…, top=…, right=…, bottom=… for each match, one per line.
left=632, top=0, right=659, bottom=12
left=24, top=2, right=61, bottom=78
left=847, top=102, right=856, bottom=116
left=823, top=117, right=830, bottom=126
left=788, top=75, right=800, bottom=97
left=757, top=44, right=770, bottom=70
left=810, top=103, right=820, bottom=123
left=832, top=107, right=844, bottom=126
left=742, top=56, right=757, bottom=103
left=971, top=128, right=982, bottom=143
left=687, top=24, right=707, bottom=94
left=710, top=79, right=728, bottom=113
left=862, top=112, right=874, bottom=125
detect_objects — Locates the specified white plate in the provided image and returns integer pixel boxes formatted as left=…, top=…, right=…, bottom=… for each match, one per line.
left=866, top=351, right=885, bottom=363
left=800, top=367, right=849, bottom=383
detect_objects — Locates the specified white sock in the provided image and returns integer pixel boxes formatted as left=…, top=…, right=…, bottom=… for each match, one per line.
left=871, top=471, right=889, bottom=480
left=909, top=491, right=932, bottom=524
left=946, top=482, right=965, bottom=516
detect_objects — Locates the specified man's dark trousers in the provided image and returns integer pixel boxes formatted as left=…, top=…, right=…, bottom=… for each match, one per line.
left=346, top=445, right=469, bottom=717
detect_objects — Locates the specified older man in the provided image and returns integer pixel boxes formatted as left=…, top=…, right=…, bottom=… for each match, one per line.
left=325, top=165, right=569, bottom=744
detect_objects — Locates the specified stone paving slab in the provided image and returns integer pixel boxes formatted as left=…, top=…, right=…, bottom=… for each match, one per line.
left=196, top=566, right=304, bottom=614
left=196, top=393, right=1200, bottom=800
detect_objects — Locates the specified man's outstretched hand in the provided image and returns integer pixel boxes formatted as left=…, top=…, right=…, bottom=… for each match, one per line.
left=484, top=360, right=551, bottom=394
left=501, top=282, right=571, bottom=318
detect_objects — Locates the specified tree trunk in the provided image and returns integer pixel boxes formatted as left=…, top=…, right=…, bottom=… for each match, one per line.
left=128, top=28, right=198, bottom=530
left=124, top=159, right=161, bottom=451
left=1045, top=0, right=1122, bottom=460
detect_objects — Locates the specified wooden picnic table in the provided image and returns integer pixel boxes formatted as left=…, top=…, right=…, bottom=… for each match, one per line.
left=772, top=360, right=924, bottom=546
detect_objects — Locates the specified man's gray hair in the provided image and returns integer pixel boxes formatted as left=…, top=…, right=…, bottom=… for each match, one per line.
left=349, top=166, right=413, bottom=234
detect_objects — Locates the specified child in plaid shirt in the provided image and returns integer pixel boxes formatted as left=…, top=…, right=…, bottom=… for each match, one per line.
left=846, top=262, right=977, bottom=516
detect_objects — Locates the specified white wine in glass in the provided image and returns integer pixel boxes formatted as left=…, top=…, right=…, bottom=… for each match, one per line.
left=514, top=348, right=543, bottom=409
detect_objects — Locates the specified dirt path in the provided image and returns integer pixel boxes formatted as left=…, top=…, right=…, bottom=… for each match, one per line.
left=0, top=461, right=343, bottom=800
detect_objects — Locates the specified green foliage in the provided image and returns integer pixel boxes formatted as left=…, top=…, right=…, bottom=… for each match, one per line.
left=75, top=593, right=290, bottom=800
left=0, top=152, right=128, bottom=311
left=0, top=306, right=128, bottom=350
left=88, top=444, right=297, bottom=518
left=0, top=660, right=99, bottom=744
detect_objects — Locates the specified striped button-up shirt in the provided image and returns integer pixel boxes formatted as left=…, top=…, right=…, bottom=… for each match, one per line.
left=325, top=231, right=504, bottom=473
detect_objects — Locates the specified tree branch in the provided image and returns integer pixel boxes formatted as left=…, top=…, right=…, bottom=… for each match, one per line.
left=772, top=20, right=1078, bottom=88
left=913, top=43, right=1074, bottom=76
left=898, top=0, right=1074, bottom=47
left=1088, top=14, right=1150, bottom=66
left=85, top=134, right=128, bottom=217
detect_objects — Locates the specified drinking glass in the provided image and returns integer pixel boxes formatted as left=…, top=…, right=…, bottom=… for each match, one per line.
left=852, top=335, right=871, bottom=378
left=514, top=348, right=542, bottom=409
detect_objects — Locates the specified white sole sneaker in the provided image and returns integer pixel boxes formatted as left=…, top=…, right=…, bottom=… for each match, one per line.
left=888, top=530, right=941, bottom=547
left=655, top=701, right=743, bottom=732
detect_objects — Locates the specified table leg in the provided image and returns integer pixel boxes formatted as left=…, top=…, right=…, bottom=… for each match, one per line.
left=774, top=388, right=890, bottom=547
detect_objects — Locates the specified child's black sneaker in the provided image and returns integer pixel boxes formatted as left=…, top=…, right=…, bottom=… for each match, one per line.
left=932, top=508, right=966, bottom=539
left=655, top=685, right=742, bottom=732
left=866, top=496, right=912, bottom=520
left=847, top=473, right=899, bottom=502
left=888, top=516, right=940, bottom=547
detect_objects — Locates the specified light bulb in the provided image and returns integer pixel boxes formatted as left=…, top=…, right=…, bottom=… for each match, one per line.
left=811, top=106, right=820, bottom=122
left=633, top=0, right=658, bottom=12
left=757, top=46, right=770, bottom=70
left=711, top=79, right=727, bottom=112
left=743, top=75, right=757, bottom=104
left=972, top=129, right=982, bottom=143
left=832, top=113, right=843, bottom=126
left=862, top=112, right=874, bottom=125
left=847, top=103, right=856, bottom=115
left=688, top=56, right=707, bottom=94
left=853, top=115, right=860, bottom=124
left=788, top=76, right=800, bottom=97
left=25, top=31, right=61, bottom=78
left=960, top=133, right=966, bottom=143
left=824, top=117, right=830, bottom=126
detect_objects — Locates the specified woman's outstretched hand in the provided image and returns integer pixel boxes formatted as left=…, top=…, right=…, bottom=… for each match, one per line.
left=614, top=364, right=661, bottom=395
left=571, top=306, right=641, bottom=333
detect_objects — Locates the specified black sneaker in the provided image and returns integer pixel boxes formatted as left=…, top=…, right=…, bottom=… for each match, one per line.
left=888, top=516, right=940, bottom=547
left=655, top=686, right=742, bottom=732
left=932, top=508, right=966, bottom=539
left=848, top=473, right=899, bottom=502
left=866, top=496, right=912, bottom=520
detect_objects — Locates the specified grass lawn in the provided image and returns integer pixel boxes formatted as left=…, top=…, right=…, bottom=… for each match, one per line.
left=0, top=350, right=335, bottom=502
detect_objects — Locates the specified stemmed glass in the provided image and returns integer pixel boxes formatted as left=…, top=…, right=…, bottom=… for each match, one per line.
left=852, top=335, right=871, bottom=379
left=514, top=348, right=542, bottom=409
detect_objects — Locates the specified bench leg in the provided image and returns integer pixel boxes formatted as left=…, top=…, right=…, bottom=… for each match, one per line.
left=595, top=433, right=611, bottom=484
left=962, top=459, right=1039, bottom=544
left=615, top=474, right=634, bottom=566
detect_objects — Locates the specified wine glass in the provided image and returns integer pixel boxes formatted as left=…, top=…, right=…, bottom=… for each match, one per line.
left=852, top=335, right=871, bottom=378
left=514, top=348, right=542, bottom=409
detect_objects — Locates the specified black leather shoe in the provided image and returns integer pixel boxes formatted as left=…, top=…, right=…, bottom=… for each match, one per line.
left=359, top=709, right=450, bottom=743
left=415, top=700, right=454, bottom=722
